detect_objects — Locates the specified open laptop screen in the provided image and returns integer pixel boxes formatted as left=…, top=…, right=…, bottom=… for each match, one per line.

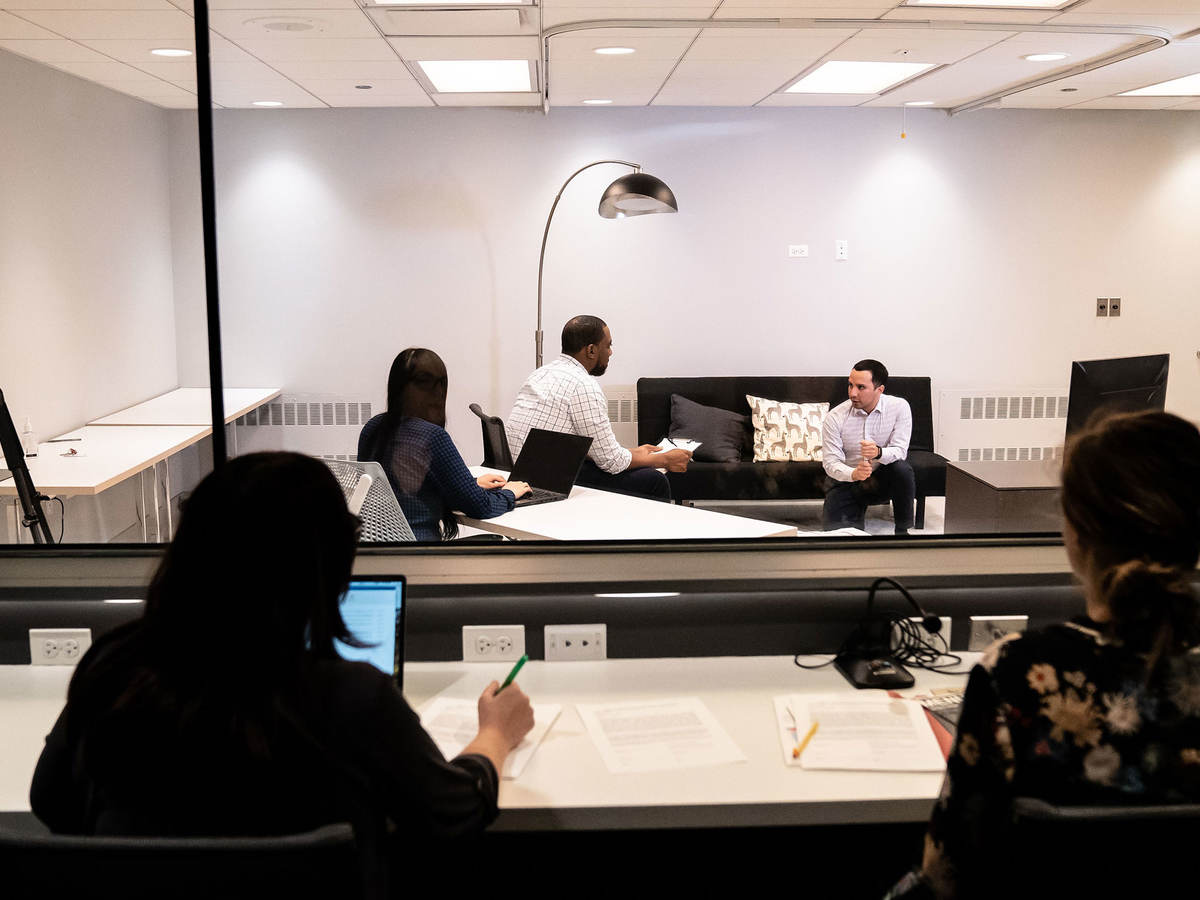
left=334, top=576, right=406, bottom=688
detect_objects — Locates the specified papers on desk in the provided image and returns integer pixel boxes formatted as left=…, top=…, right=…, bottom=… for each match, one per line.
left=577, top=697, right=746, bottom=774
left=655, top=437, right=702, bottom=453
left=774, top=694, right=945, bottom=772
left=419, top=696, right=561, bottom=779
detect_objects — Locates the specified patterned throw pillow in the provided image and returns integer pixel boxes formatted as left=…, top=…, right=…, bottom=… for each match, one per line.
left=745, top=394, right=829, bottom=462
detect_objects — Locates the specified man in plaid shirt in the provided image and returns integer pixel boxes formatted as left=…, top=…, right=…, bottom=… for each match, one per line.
left=507, top=316, right=691, bottom=501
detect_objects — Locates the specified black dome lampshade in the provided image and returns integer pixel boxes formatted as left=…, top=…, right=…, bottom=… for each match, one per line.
left=597, top=172, right=678, bottom=218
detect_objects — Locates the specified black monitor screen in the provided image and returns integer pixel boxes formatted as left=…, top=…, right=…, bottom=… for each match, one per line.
left=1066, top=354, right=1169, bottom=437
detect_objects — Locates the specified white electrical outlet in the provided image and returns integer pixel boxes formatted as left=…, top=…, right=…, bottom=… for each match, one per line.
left=835, top=239, right=849, bottom=260
left=462, top=625, right=525, bottom=662
left=968, top=615, right=1028, bottom=651
left=787, top=244, right=809, bottom=258
left=545, top=624, right=606, bottom=661
left=30, top=628, right=91, bottom=666
left=892, top=616, right=951, bottom=652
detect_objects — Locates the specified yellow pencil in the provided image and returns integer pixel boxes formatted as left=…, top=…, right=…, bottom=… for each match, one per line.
left=793, top=721, right=819, bottom=758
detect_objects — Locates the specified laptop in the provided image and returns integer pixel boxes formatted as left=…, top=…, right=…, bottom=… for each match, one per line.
left=508, top=428, right=593, bottom=507
left=333, top=575, right=406, bottom=688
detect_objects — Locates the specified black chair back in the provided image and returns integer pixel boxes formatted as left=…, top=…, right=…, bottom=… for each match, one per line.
left=0, top=821, right=376, bottom=900
left=469, top=403, right=514, bottom=469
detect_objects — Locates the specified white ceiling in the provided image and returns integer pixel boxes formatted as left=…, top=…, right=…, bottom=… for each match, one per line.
left=1, top=0, right=1199, bottom=111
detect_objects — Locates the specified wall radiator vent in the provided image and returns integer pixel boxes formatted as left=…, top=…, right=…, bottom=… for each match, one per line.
left=939, top=387, right=1067, bottom=464
left=605, top=385, right=638, bottom=446
left=237, top=400, right=371, bottom=428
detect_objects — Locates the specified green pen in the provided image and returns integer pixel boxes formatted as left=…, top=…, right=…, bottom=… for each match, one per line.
left=494, top=654, right=528, bottom=695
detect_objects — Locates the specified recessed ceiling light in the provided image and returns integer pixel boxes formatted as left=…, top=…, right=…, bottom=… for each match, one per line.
left=594, top=47, right=635, bottom=55
left=786, top=60, right=936, bottom=95
left=903, top=0, right=1071, bottom=8
left=151, top=48, right=192, bottom=58
left=904, top=100, right=935, bottom=106
left=582, top=99, right=613, bottom=105
left=252, top=100, right=284, bottom=107
left=417, top=59, right=531, bottom=93
left=1120, top=72, right=1200, bottom=97
left=1023, top=52, right=1069, bottom=62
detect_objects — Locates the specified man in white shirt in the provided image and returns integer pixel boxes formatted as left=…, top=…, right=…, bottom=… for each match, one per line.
left=507, top=315, right=691, bottom=500
left=821, top=359, right=916, bottom=534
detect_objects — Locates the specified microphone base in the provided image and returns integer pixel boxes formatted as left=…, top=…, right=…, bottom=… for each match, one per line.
left=834, top=652, right=915, bottom=690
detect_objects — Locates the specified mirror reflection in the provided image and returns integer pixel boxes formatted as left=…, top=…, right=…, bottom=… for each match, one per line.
left=2, top=3, right=1195, bottom=545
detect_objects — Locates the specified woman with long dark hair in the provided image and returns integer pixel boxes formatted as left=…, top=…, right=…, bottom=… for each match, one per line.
left=889, top=410, right=1200, bottom=898
left=359, top=348, right=529, bottom=540
left=30, top=453, right=534, bottom=861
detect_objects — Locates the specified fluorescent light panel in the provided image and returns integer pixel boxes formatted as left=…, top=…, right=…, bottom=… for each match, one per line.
left=1120, top=73, right=1200, bottom=97
left=418, top=59, right=531, bottom=93
left=787, top=60, right=935, bottom=95
left=904, top=0, right=1071, bottom=8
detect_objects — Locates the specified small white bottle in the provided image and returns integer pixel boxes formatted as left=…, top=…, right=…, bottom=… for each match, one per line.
left=20, top=417, right=38, bottom=458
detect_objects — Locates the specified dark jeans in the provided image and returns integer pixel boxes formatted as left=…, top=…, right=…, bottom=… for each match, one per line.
left=576, top=460, right=673, bottom=503
left=822, top=459, right=916, bottom=533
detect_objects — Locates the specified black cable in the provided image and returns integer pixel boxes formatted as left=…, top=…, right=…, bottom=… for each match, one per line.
left=52, top=496, right=64, bottom=542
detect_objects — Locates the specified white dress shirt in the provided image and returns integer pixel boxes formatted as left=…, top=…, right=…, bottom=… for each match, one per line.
left=506, top=355, right=631, bottom=475
left=821, top=393, right=912, bottom=482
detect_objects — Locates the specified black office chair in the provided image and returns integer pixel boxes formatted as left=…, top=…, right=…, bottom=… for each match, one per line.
left=469, top=403, right=514, bottom=469
left=997, top=797, right=1200, bottom=897
left=0, top=821, right=378, bottom=900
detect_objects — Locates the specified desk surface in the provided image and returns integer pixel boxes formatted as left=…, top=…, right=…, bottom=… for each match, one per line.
left=0, top=425, right=210, bottom=497
left=461, top=468, right=797, bottom=541
left=2, top=655, right=973, bottom=828
left=89, top=388, right=280, bottom=427
left=947, top=459, right=1061, bottom=490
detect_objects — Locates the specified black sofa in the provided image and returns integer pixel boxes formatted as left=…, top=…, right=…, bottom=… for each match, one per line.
left=637, top=376, right=947, bottom=529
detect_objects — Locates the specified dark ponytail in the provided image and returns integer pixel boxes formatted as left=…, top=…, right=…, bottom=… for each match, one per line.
left=1061, top=410, right=1200, bottom=677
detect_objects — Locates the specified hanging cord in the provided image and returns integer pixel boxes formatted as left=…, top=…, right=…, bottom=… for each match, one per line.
left=794, top=577, right=970, bottom=674
left=52, top=496, right=64, bottom=542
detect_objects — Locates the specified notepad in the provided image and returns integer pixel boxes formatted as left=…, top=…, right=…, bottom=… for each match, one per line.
left=577, top=697, right=746, bottom=774
left=419, top=696, right=561, bottom=779
left=774, top=694, right=945, bottom=772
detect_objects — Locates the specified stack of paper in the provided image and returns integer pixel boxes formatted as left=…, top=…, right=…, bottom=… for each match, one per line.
left=774, top=694, right=945, bottom=771
left=655, top=437, right=702, bottom=453
left=419, top=696, right=562, bottom=779
left=577, top=697, right=746, bottom=774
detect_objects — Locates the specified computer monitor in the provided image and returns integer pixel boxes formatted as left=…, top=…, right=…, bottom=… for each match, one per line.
left=333, top=576, right=406, bottom=688
left=0, top=388, right=53, bottom=543
left=1065, top=354, right=1169, bottom=437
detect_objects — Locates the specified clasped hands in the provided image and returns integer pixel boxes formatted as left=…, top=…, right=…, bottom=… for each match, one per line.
left=851, top=440, right=880, bottom=482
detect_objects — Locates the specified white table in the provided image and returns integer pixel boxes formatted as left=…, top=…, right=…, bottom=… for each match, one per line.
left=0, top=425, right=209, bottom=542
left=461, top=468, right=797, bottom=541
left=1, top=655, right=970, bottom=827
left=89, top=387, right=281, bottom=457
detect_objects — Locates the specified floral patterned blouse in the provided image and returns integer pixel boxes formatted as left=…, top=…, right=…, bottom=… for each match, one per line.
left=888, top=616, right=1200, bottom=899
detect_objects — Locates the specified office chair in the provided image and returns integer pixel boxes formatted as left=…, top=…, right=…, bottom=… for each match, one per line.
left=997, top=796, right=1200, bottom=896
left=0, top=821, right=376, bottom=900
left=322, top=459, right=416, bottom=542
left=468, top=403, right=514, bottom=469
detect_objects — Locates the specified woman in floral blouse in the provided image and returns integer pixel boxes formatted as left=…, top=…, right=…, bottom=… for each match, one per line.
left=888, top=410, right=1200, bottom=898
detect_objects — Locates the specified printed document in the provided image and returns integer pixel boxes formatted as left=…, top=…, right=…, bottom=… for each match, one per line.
left=656, top=437, right=702, bottom=453
left=776, top=694, right=945, bottom=772
left=576, top=697, right=746, bottom=774
left=419, top=696, right=561, bottom=779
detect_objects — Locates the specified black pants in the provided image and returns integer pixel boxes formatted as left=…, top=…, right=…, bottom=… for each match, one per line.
left=575, top=460, right=673, bottom=502
left=822, top=460, right=915, bottom=533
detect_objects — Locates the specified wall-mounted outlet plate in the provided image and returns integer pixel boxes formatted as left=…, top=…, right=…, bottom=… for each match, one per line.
left=30, top=628, right=91, bottom=666
left=545, top=624, right=606, bottom=661
left=892, top=616, right=952, bottom=652
left=787, top=244, right=809, bottom=258
left=462, top=625, right=525, bottom=662
left=968, top=615, right=1028, bottom=651
left=1096, top=297, right=1109, bottom=317
left=1108, top=297, right=1121, bottom=317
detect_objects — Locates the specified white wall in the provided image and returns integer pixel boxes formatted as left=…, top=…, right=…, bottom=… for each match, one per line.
left=0, top=49, right=178, bottom=442
left=169, top=105, right=1200, bottom=461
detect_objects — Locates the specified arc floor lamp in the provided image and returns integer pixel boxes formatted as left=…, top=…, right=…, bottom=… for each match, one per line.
left=535, top=160, right=678, bottom=367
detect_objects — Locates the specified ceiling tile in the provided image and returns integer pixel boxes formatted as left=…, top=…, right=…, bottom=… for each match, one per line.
left=112, top=80, right=198, bottom=106
left=828, top=28, right=1013, bottom=64
left=549, top=31, right=697, bottom=61
left=0, top=37, right=109, bottom=61
left=541, top=5, right=713, bottom=29
left=238, top=36, right=400, bottom=61
left=51, top=58, right=167, bottom=81
left=685, top=28, right=853, bottom=61
left=884, top=7, right=1057, bottom=25
left=16, top=9, right=196, bottom=40
left=210, top=79, right=325, bottom=106
left=549, top=58, right=678, bottom=79
left=713, top=3, right=891, bottom=14
left=1069, top=95, right=1186, bottom=109
left=0, top=10, right=57, bottom=37
left=207, top=8, right=378, bottom=40
left=759, top=90, right=874, bottom=105
left=268, top=58, right=415, bottom=80
left=207, top=0, right=359, bottom=8
left=0, top=0, right=175, bottom=9
left=290, top=76, right=428, bottom=96
left=318, top=92, right=434, bottom=106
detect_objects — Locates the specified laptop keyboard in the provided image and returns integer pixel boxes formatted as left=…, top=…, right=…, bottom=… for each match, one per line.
left=517, top=487, right=564, bottom=506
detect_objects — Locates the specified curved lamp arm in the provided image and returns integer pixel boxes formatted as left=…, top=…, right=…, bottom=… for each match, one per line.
left=536, top=159, right=640, bottom=368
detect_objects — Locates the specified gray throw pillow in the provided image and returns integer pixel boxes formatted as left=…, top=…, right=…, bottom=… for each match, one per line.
left=669, top=394, right=749, bottom=463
